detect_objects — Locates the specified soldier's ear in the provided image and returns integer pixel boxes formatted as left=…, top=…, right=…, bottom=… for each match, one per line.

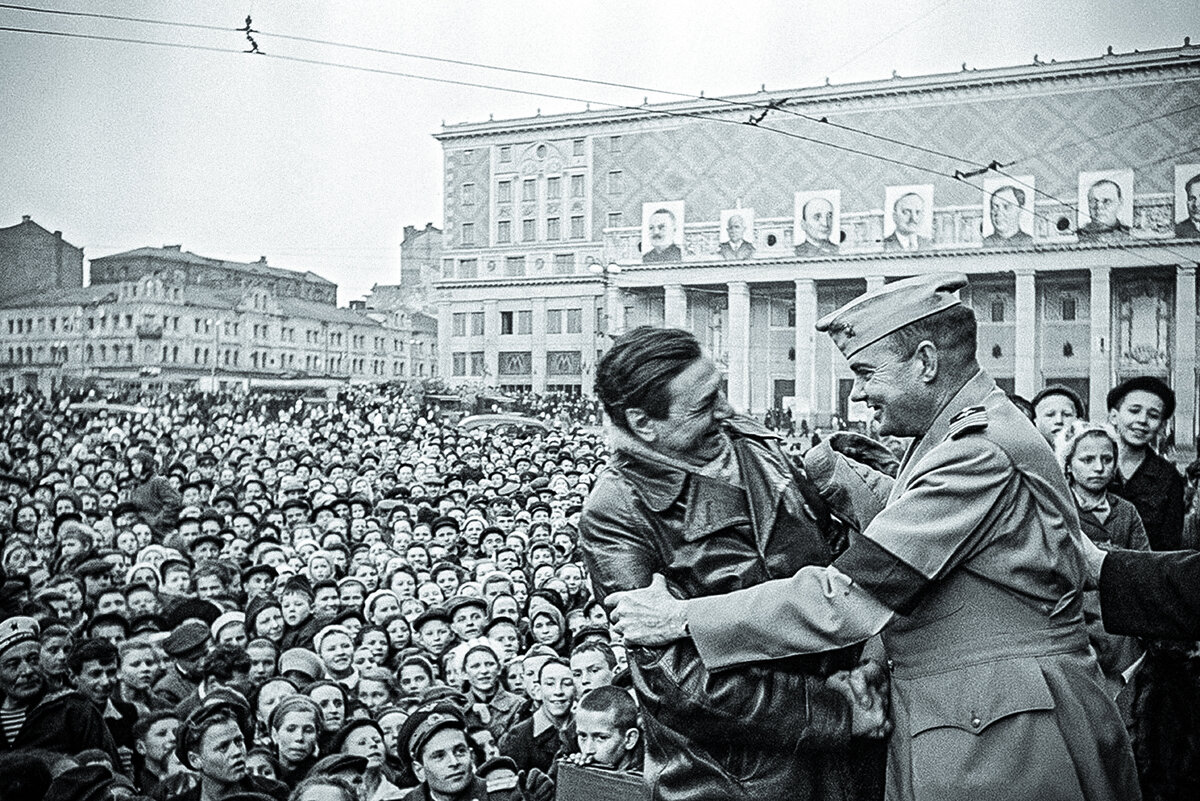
left=412, top=761, right=425, bottom=783
left=914, top=341, right=939, bottom=384
left=622, top=727, right=640, bottom=751
left=623, top=408, right=657, bottom=444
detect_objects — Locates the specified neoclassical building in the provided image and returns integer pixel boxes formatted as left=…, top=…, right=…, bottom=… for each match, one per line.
left=435, top=43, right=1200, bottom=443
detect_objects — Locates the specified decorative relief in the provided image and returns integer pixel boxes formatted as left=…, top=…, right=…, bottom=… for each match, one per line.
left=1116, top=276, right=1172, bottom=373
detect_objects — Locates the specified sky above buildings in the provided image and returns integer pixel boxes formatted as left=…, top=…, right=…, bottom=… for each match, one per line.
left=1, top=0, right=1194, bottom=303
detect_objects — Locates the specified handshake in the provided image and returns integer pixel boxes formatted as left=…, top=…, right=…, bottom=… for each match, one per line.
left=826, top=659, right=892, bottom=739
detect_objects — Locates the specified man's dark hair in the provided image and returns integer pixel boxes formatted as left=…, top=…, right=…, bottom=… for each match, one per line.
left=578, top=685, right=638, bottom=733
left=991, top=185, right=1026, bottom=207
left=1090, top=178, right=1122, bottom=200
left=67, top=637, right=118, bottom=675
left=596, top=326, right=703, bottom=432
left=133, top=709, right=181, bottom=743
left=570, top=640, right=616, bottom=669
left=537, top=656, right=571, bottom=683
left=203, top=644, right=251, bottom=683
left=1186, top=172, right=1200, bottom=196
left=1032, top=385, right=1086, bottom=418
left=0, top=752, right=53, bottom=801
left=885, top=305, right=977, bottom=375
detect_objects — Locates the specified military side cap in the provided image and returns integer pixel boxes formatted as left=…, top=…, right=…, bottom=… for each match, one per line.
left=399, top=701, right=467, bottom=763
left=163, top=620, right=211, bottom=657
left=816, top=272, right=968, bottom=358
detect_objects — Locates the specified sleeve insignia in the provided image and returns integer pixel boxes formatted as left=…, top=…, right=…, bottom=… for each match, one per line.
left=947, top=405, right=988, bottom=439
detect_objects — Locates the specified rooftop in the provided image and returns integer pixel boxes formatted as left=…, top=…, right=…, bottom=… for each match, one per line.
left=91, top=245, right=336, bottom=286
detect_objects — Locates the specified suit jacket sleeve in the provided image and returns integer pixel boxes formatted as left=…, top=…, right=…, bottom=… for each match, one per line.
left=1099, top=548, right=1200, bottom=640
left=579, top=488, right=851, bottom=751
left=688, top=436, right=1011, bottom=670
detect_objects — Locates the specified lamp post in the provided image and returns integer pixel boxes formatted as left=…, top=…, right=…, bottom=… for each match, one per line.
left=588, top=260, right=622, bottom=339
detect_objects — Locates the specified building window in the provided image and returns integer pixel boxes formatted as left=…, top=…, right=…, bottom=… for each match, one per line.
left=500, top=311, right=515, bottom=335
left=458, top=258, right=478, bottom=279
left=548, top=350, right=582, bottom=375
left=607, top=170, right=623, bottom=194
left=452, top=313, right=467, bottom=337
left=991, top=299, right=1005, bottom=323
left=770, top=299, right=796, bottom=328
left=546, top=309, right=563, bottom=334
left=606, top=212, right=623, bottom=229
left=570, top=174, right=585, bottom=198
left=470, top=351, right=486, bottom=376
left=522, top=219, right=536, bottom=241
left=461, top=222, right=475, bottom=246
left=453, top=352, right=467, bottom=376
left=572, top=138, right=584, bottom=156
left=497, top=220, right=511, bottom=244
left=470, top=312, right=485, bottom=336
left=522, top=178, right=537, bottom=202
left=610, top=135, right=622, bottom=153
left=570, top=215, right=585, bottom=239
left=517, top=310, right=532, bottom=334
left=499, top=145, right=511, bottom=162
left=546, top=217, right=561, bottom=240
left=566, top=308, right=582, bottom=334
left=1061, top=297, right=1077, bottom=321
left=552, top=254, right=573, bottom=274
left=461, top=182, right=475, bottom=206
left=546, top=176, right=561, bottom=199
left=504, top=256, right=526, bottom=277
left=498, top=351, right=532, bottom=375
left=497, top=180, right=512, bottom=203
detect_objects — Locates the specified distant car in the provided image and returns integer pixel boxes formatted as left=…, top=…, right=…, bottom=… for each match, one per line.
left=458, top=413, right=549, bottom=434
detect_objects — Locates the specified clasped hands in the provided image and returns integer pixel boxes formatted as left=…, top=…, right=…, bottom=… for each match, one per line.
left=827, top=660, right=892, bottom=739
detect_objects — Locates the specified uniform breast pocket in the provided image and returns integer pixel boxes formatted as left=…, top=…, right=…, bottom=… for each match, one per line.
left=905, top=658, right=1085, bottom=801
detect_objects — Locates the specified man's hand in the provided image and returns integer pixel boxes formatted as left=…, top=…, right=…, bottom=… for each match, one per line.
left=518, top=768, right=555, bottom=801
left=828, top=431, right=900, bottom=477
left=607, top=574, right=689, bottom=646
left=826, top=660, right=891, bottom=738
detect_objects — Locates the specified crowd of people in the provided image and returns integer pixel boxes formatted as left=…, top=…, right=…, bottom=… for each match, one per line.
left=0, top=326, right=1196, bottom=801
left=0, top=385, right=637, bottom=801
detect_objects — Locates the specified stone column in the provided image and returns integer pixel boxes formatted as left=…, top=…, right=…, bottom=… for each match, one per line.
left=1089, top=266, right=1112, bottom=418
left=437, top=301, right=453, bottom=381
left=1014, top=268, right=1037, bottom=398
left=482, top=300, right=499, bottom=388
left=1175, top=264, right=1197, bottom=450
left=664, top=284, right=687, bottom=329
left=582, top=295, right=597, bottom=395
left=865, top=275, right=886, bottom=293
left=727, top=282, right=751, bottom=412
left=606, top=284, right=624, bottom=336
left=794, top=279, right=817, bottom=419
left=531, top=297, right=548, bottom=395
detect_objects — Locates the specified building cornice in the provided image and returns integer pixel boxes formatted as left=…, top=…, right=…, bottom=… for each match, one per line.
left=433, top=45, right=1200, bottom=141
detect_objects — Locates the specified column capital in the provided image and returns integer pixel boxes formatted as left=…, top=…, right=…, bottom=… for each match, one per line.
left=1178, top=263, right=1197, bottom=277
left=1013, top=265, right=1037, bottom=278
left=794, top=277, right=816, bottom=290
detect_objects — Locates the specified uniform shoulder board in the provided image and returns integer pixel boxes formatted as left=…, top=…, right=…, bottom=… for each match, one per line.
left=486, top=774, right=519, bottom=793
left=947, top=406, right=988, bottom=439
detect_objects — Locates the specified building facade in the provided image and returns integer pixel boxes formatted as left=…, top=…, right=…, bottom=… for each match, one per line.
left=398, top=223, right=444, bottom=313
left=0, top=216, right=84, bottom=301
left=0, top=244, right=419, bottom=393
left=432, top=44, right=1200, bottom=445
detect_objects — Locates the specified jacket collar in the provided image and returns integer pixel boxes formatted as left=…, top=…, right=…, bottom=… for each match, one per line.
left=893, top=370, right=997, bottom=498
left=609, top=427, right=691, bottom=512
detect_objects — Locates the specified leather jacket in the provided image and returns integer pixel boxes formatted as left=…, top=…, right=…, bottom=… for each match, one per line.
left=580, top=417, right=881, bottom=801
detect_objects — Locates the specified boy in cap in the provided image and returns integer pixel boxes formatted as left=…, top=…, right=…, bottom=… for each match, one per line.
left=154, top=620, right=211, bottom=707
left=399, top=701, right=554, bottom=801
left=174, top=698, right=288, bottom=801
left=0, top=617, right=121, bottom=764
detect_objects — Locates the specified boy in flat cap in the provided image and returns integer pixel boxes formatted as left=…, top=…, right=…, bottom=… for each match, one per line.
left=399, top=701, right=553, bottom=801
left=611, top=274, right=1138, bottom=800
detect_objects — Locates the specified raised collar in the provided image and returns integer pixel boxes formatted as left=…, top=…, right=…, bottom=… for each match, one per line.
left=893, top=370, right=997, bottom=495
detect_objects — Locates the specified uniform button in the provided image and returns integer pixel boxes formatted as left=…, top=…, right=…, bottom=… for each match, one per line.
left=886, top=659, right=895, bottom=670
left=971, top=715, right=982, bottom=728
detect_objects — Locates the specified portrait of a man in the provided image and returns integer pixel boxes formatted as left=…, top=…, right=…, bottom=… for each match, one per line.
left=641, top=201, right=685, bottom=263
left=793, top=191, right=840, bottom=256
left=1174, top=164, right=1200, bottom=238
left=982, top=176, right=1035, bottom=248
left=882, top=184, right=933, bottom=251
left=1077, top=170, right=1133, bottom=240
left=718, top=209, right=756, bottom=260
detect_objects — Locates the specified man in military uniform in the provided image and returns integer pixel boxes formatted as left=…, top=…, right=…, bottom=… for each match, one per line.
left=398, top=701, right=554, bottom=801
left=610, top=273, right=1139, bottom=800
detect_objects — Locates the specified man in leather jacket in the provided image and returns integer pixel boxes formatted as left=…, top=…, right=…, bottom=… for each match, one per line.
left=580, top=326, right=886, bottom=801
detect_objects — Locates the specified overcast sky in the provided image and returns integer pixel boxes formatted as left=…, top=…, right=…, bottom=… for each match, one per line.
left=1, top=1, right=1194, bottom=303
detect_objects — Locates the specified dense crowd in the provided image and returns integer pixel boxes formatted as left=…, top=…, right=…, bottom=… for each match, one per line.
left=0, top=386, right=635, bottom=801
left=0, top=369, right=1196, bottom=801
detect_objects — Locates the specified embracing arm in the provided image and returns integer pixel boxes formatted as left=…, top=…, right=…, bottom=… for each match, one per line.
left=684, top=438, right=1010, bottom=670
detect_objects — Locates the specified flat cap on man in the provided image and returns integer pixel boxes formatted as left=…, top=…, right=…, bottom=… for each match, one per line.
left=816, top=272, right=968, bottom=358
left=162, top=620, right=211, bottom=658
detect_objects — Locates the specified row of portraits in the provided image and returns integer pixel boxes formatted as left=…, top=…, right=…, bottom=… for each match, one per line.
left=639, top=164, right=1200, bottom=261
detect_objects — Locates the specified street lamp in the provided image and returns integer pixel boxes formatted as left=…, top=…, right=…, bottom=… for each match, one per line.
left=588, top=261, right=622, bottom=338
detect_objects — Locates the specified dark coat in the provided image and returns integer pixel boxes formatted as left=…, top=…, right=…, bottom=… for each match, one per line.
left=130, top=474, right=183, bottom=536
left=1101, top=549, right=1200, bottom=640
left=499, top=708, right=571, bottom=776
left=0, top=685, right=121, bottom=765
left=1110, top=449, right=1186, bottom=551
left=580, top=416, right=878, bottom=801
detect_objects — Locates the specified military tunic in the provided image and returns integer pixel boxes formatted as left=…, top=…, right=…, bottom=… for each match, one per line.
left=686, top=371, right=1139, bottom=800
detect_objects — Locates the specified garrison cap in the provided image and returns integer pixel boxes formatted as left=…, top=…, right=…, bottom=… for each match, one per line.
left=816, top=272, right=968, bottom=358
